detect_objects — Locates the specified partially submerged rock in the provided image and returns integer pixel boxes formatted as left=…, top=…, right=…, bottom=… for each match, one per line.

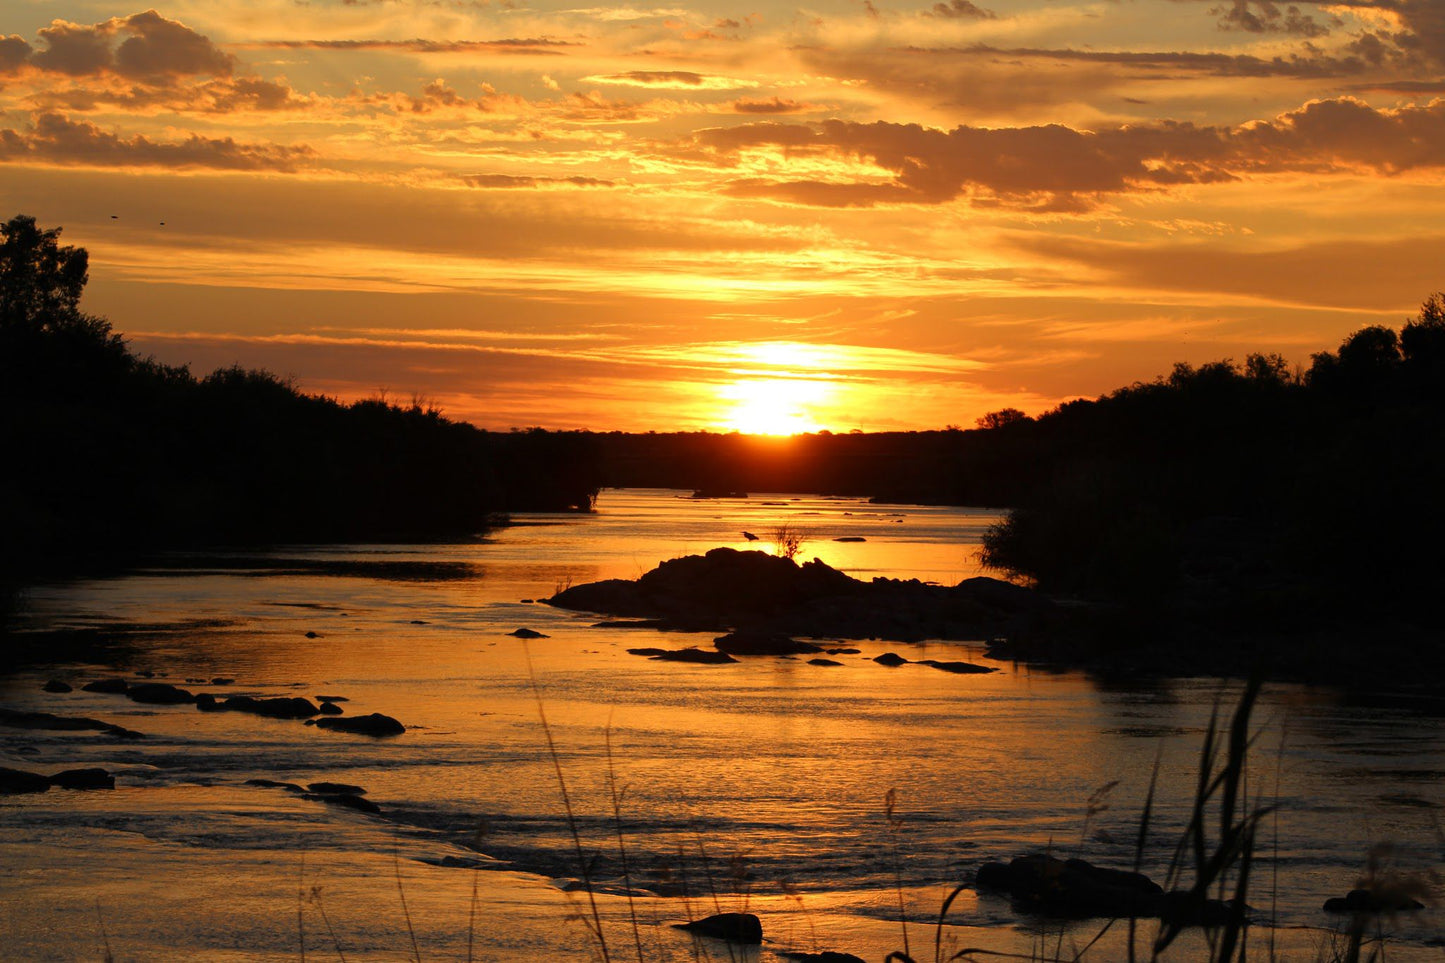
left=0, top=767, right=51, bottom=794
left=0, top=707, right=143, bottom=739
left=873, top=652, right=909, bottom=667
left=246, top=778, right=304, bottom=793
left=42, top=679, right=73, bottom=693
left=808, top=658, right=845, bottom=667
left=82, top=678, right=130, bottom=694
left=216, top=696, right=320, bottom=719
left=308, top=781, right=365, bottom=795
left=628, top=647, right=738, bottom=665
left=313, top=713, right=405, bottom=737
left=977, top=854, right=1241, bottom=924
left=550, top=547, right=1046, bottom=643
left=917, top=659, right=995, bottom=675
left=127, top=683, right=196, bottom=705
left=49, top=768, right=114, bottom=790
left=674, top=912, right=762, bottom=944
left=304, top=791, right=381, bottom=814
left=713, top=631, right=822, bottom=656
left=1323, top=889, right=1426, bottom=913
left=509, top=627, right=550, bottom=639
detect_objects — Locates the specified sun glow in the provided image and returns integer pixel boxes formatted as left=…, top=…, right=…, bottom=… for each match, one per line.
left=718, top=378, right=832, bottom=434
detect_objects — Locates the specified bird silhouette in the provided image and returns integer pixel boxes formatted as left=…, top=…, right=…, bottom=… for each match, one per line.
left=742, top=531, right=759, bottom=541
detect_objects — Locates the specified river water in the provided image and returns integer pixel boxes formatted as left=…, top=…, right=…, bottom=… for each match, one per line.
left=2, top=489, right=1441, bottom=961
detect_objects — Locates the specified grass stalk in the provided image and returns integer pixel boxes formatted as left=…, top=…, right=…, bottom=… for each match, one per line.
left=95, top=899, right=115, bottom=963
left=394, top=852, right=422, bottom=963
left=605, top=724, right=647, bottom=963
left=886, top=788, right=912, bottom=961
left=309, top=886, right=350, bottom=962
left=525, top=644, right=612, bottom=962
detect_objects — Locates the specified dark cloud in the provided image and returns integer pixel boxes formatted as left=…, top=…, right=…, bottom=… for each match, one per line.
left=927, top=0, right=996, bottom=19
left=1210, top=0, right=1333, bottom=36
left=0, top=112, right=314, bottom=171
left=27, top=12, right=234, bottom=80
left=691, top=98, right=1445, bottom=208
left=0, top=34, right=35, bottom=73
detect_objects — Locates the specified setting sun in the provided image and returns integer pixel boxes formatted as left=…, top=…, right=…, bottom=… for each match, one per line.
left=718, top=378, right=832, bottom=434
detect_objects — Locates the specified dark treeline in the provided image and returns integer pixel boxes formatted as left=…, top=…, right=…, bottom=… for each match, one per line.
left=973, top=301, right=1445, bottom=635
left=2, top=215, right=600, bottom=580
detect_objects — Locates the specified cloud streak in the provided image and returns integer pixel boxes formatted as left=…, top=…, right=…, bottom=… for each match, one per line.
left=692, top=97, right=1445, bottom=208
left=0, top=112, right=315, bottom=171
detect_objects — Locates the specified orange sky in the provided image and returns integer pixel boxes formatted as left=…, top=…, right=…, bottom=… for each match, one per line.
left=3, top=1, right=1442, bottom=431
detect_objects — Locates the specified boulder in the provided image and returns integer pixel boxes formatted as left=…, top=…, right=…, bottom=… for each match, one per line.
left=195, top=693, right=221, bottom=712
left=873, top=653, right=909, bottom=667
left=509, top=628, right=550, bottom=639
left=0, top=767, right=51, bottom=794
left=49, top=768, right=114, bottom=790
left=319, top=702, right=344, bottom=715
left=82, top=678, right=129, bottom=694
left=211, top=677, right=235, bottom=685
left=316, top=695, right=349, bottom=702
left=808, top=658, right=845, bottom=667
left=127, top=683, right=196, bottom=705
left=313, top=713, right=405, bottom=737
left=674, top=912, right=763, bottom=944
left=714, top=631, right=823, bottom=656
left=43, top=679, right=73, bottom=693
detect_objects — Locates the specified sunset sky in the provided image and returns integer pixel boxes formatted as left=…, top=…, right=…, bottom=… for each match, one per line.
left=3, top=0, right=1442, bottom=431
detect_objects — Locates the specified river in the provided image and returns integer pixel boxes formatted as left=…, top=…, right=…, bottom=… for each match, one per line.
left=2, top=489, right=1441, bottom=961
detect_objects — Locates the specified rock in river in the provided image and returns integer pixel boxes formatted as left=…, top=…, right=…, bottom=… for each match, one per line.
left=82, top=678, right=129, bottom=694
left=1323, top=888, right=1425, bottom=913
left=49, top=768, right=114, bottom=790
left=313, top=713, right=405, bottom=737
left=674, top=912, right=763, bottom=944
left=713, top=631, right=822, bottom=656
left=628, top=647, right=738, bottom=664
left=126, top=683, right=196, bottom=705
left=0, top=767, right=52, bottom=794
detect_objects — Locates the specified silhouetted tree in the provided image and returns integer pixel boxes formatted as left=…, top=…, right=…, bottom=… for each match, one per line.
left=976, top=407, right=1030, bottom=429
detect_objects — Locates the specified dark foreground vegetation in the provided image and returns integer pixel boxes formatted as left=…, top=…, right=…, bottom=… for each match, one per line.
left=1, top=215, right=601, bottom=583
